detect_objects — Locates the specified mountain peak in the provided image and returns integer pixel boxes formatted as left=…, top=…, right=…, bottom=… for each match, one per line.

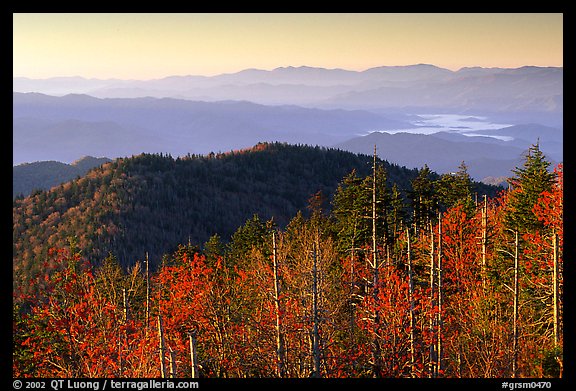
left=71, top=155, right=112, bottom=168
left=273, top=65, right=331, bottom=72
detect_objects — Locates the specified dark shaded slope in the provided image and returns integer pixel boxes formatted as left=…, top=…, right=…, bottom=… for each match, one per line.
left=13, top=156, right=112, bottom=198
left=13, top=143, right=420, bottom=275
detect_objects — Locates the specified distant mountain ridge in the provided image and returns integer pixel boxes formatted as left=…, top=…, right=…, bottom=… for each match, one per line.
left=334, top=128, right=560, bottom=182
left=13, top=64, right=562, bottom=180
left=13, top=64, right=562, bottom=121
left=13, top=64, right=455, bottom=92
left=13, top=156, right=112, bottom=198
left=13, top=92, right=411, bottom=165
left=14, top=64, right=560, bottom=90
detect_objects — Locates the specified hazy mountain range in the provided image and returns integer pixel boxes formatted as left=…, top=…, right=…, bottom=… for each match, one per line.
left=13, top=92, right=411, bottom=165
left=14, top=64, right=562, bottom=123
left=335, top=128, right=561, bottom=183
left=13, top=64, right=562, bottom=185
left=13, top=64, right=560, bottom=100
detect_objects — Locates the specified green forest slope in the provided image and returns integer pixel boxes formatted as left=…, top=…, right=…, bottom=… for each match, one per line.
left=13, top=142, right=500, bottom=277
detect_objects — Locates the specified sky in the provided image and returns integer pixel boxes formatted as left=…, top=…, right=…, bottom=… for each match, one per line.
left=13, top=13, right=563, bottom=80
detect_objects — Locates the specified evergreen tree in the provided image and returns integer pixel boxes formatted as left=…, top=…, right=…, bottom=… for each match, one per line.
left=331, top=170, right=370, bottom=255
left=409, top=164, right=437, bottom=230
left=203, top=234, right=225, bottom=268
left=331, top=165, right=389, bottom=256
left=388, top=183, right=406, bottom=235
left=436, top=161, right=474, bottom=213
left=226, top=214, right=271, bottom=268
left=505, top=142, right=555, bottom=232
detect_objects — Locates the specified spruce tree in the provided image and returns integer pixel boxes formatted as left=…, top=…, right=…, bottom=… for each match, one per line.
left=506, top=142, right=555, bottom=232
left=331, top=165, right=389, bottom=256
left=409, top=164, right=437, bottom=230
left=436, top=161, right=474, bottom=213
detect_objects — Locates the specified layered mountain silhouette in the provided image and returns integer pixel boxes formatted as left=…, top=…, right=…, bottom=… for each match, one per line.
left=13, top=64, right=562, bottom=181
left=13, top=92, right=410, bottom=165
left=14, top=65, right=562, bottom=122
left=333, top=130, right=560, bottom=182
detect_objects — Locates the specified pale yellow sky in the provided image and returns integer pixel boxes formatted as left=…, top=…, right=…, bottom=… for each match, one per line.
left=13, top=13, right=563, bottom=80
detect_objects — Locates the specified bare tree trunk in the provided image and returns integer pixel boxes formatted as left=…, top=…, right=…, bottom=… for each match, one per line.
left=272, top=232, right=286, bottom=378
left=437, top=212, right=443, bottom=376
left=552, top=229, right=563, bottom=372
left=145, top=252, right=150, bottom=334
left=122, top=288, right=129, bottom=323
left=372, top=144, right=378, bottom=286
left=169, top=347, right=177, bottom=378
left=157, top=315, right=167, bottom=378
left=481, top=195, right=487, bottom=290
left=120, top=288, right=129, bottom=377
left=512, top=230, right=519, bottom=378
left=371, top=144, right=381, bottom=377
left=429, top=221, right=437, bottom=378
left=406, top=227, right=416, bottom=377
left=350, top=233, right=356, bottom=344
left=552, top=230, right=559, bottom=348
left=349, top=222, right=358, bottom=372
left=118, top=329, right=123, bottom=378
left=311, top=240, right=321, bottom=378
left=189, top=333, right=199, bottom=378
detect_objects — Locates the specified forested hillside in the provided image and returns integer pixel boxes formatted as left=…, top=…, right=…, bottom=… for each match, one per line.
left=13, top=144, right=402, bottom=273
left=13, top=142, right=562, bottom=379
left=13, top=143, right=502, bottom=280
left=13, top=156, right=111, bottom=198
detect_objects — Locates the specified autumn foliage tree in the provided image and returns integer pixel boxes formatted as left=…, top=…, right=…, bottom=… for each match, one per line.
left=14, top=144, right=562, bottom=379
left=13, top=245, right=154, bottom=377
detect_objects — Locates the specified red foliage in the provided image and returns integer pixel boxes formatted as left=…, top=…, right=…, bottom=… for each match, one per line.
left=14, top=165, right=564, bottom=377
